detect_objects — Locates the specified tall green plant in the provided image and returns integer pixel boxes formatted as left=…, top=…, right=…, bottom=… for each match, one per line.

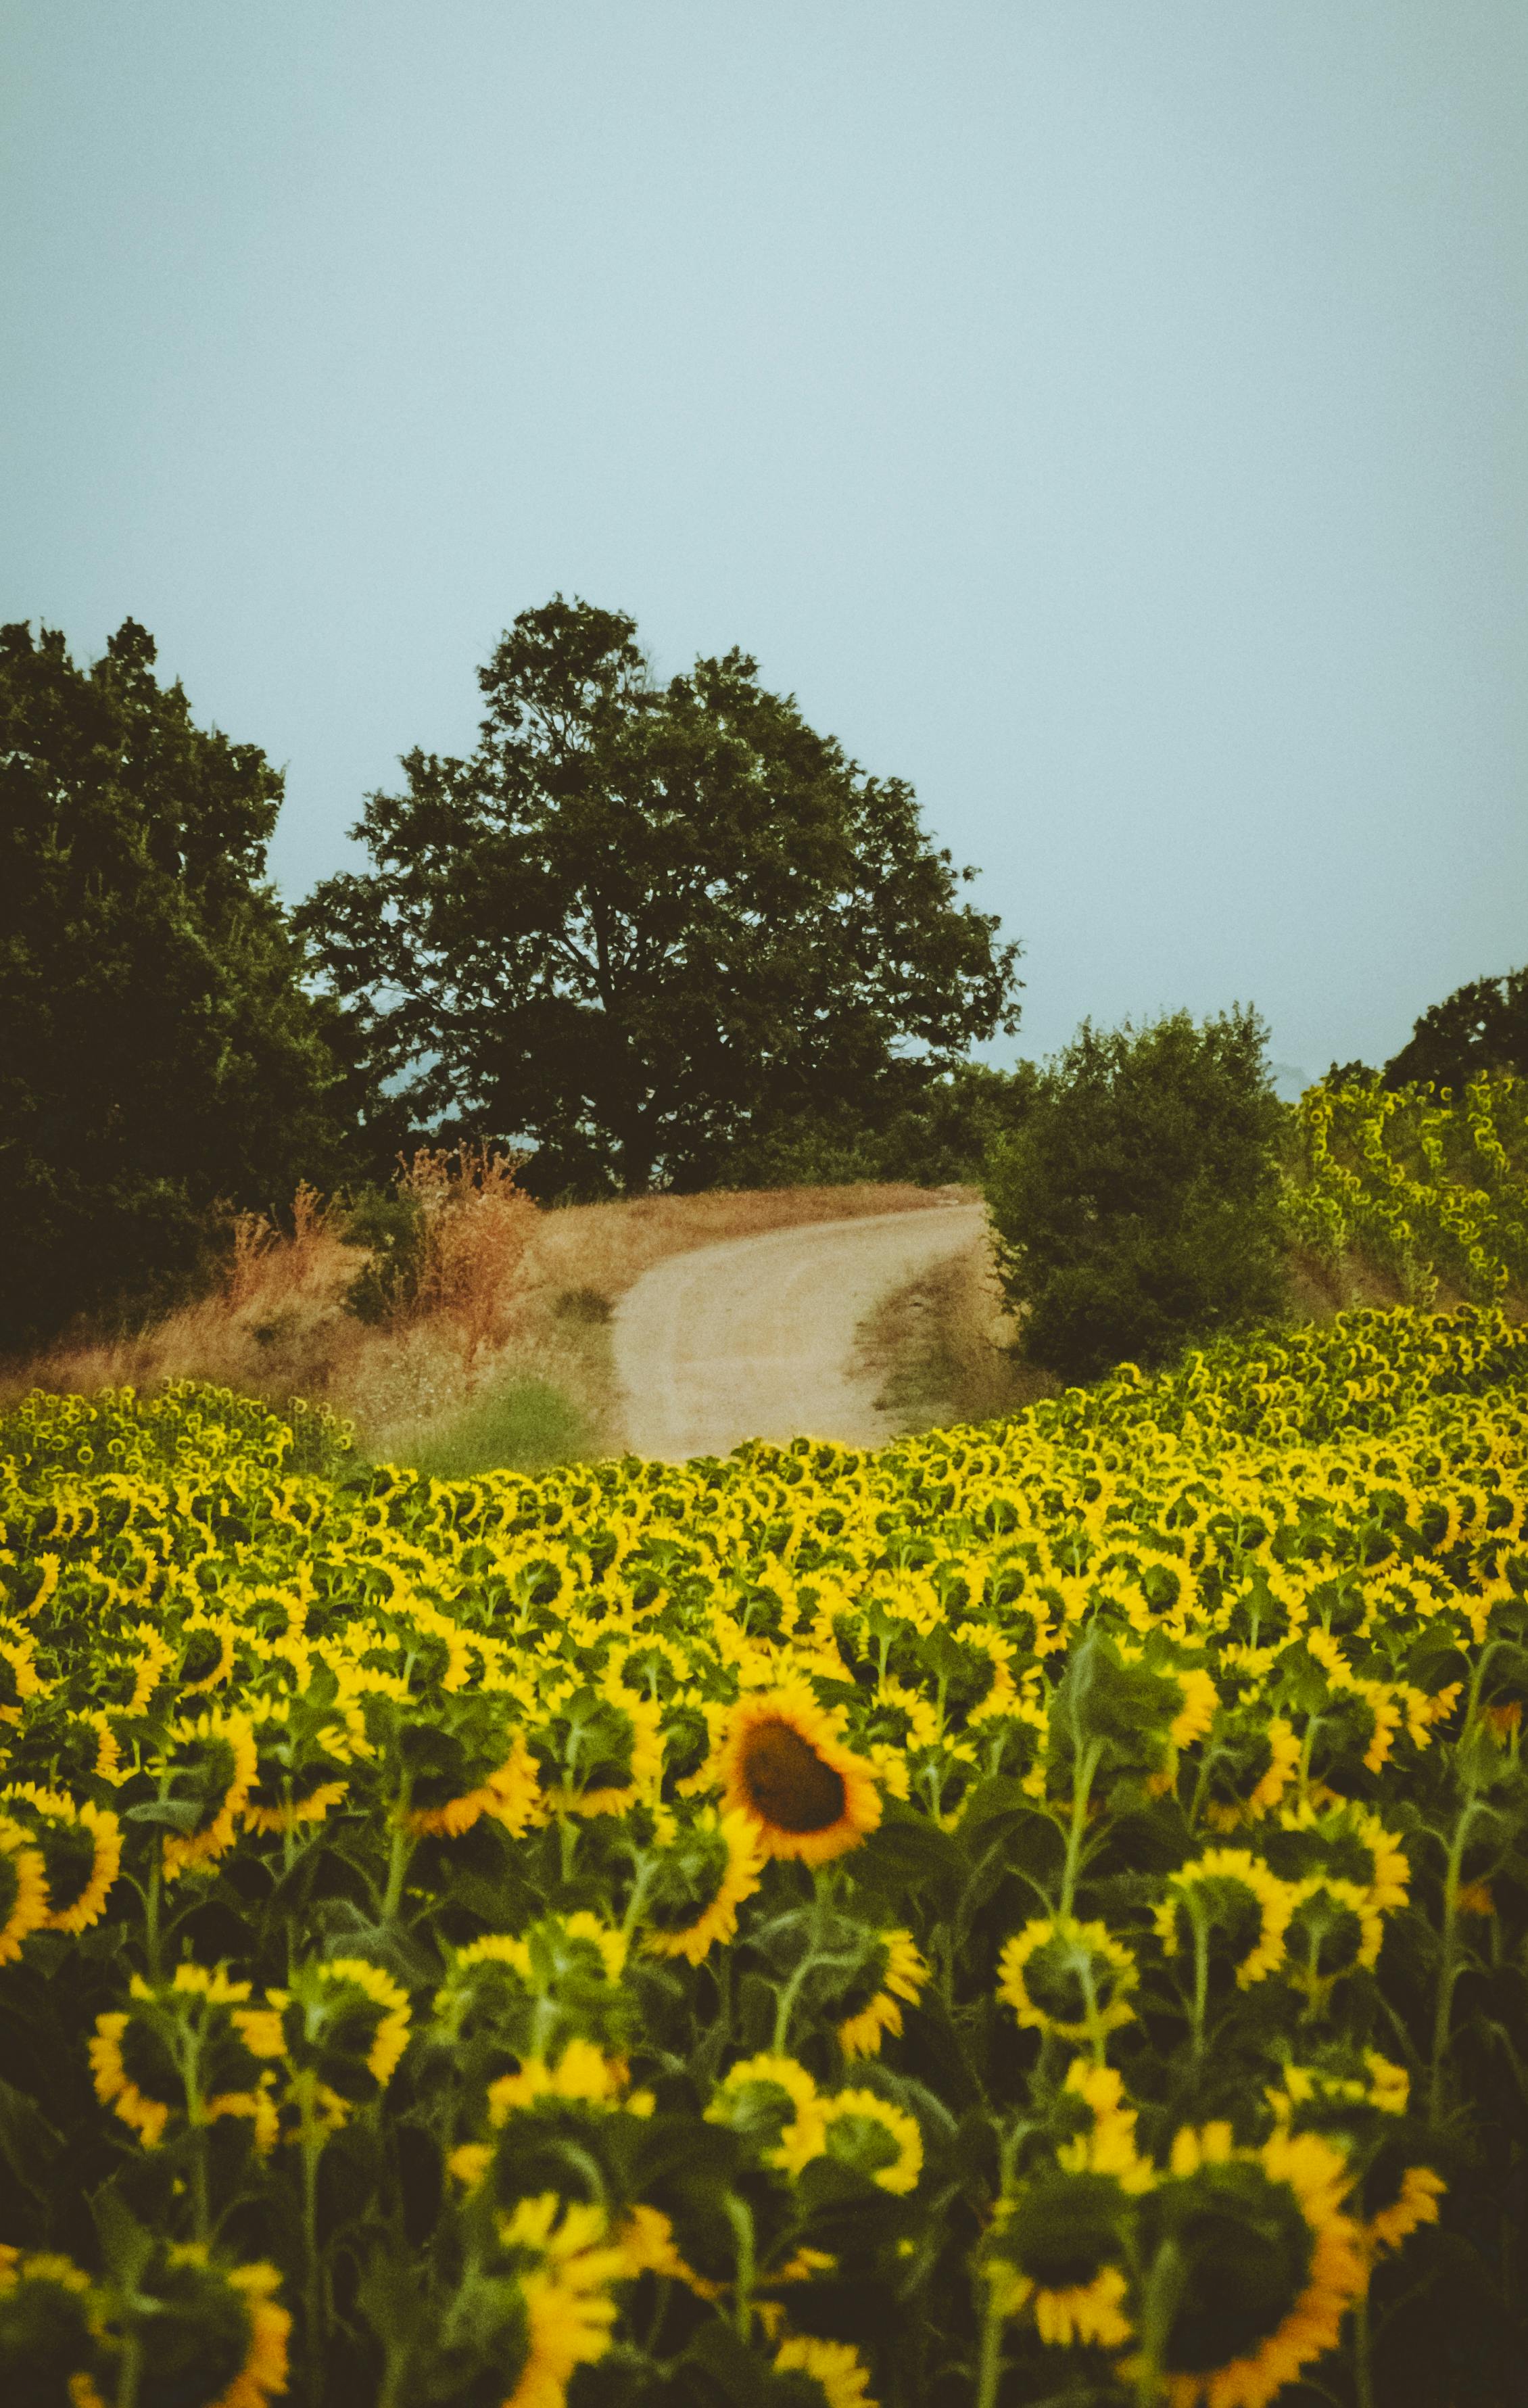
left=984, top=1008, right=1289, bottom=1382
left=0, top=619, right=356, bottom=1348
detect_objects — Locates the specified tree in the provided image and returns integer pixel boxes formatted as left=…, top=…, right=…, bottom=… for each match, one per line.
left=1383, top=966, right=1528, bottom=1089
left=984, top=1008, right=1289, bottom=1383
left=0, top=619, right=352, bottom=1349
left=297, top=598, right=1022, bottom=1194
left=713, top=1058, right=1039, bottom=1189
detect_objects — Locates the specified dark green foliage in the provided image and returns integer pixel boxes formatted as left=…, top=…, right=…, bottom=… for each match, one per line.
left=1384, top=964, right=1528, bottom=1089
left=338, top=1185, right=429, bottom=1323
left=297, top=597, right=1021, bottom=1196
left=0, top=620, right=354, bottom=1350
left=715, top=1059, right=1039, bottom=1190
left=984, top=1008, right=1289, bottom=1383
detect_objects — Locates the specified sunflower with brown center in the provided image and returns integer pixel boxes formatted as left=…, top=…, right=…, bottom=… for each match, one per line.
left=715, top=1686, right=881, bottom=1866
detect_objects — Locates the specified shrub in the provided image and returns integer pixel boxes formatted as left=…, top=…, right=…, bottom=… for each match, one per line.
left=985, top=1008, right=1289, bottom=1382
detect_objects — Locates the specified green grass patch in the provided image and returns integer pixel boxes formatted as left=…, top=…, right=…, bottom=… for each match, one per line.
left=404, top=1375, right=595, bottom=1476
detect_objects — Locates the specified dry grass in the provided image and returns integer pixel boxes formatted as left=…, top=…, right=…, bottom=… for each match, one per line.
left=854, top=1225, right=1058, bottom=1435
left=5, top=1171, right=958, bottom=1466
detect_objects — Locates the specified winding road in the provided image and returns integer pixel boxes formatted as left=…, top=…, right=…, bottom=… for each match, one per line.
left=611, top=1203, right=986, bottom=1461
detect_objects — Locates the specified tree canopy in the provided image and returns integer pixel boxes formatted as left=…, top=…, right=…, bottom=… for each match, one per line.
left=984, top=1007, right=1289, bottom=1382
left=1384, top=965, right=1528, bottom=1089
left=0, top=619, right=352, bottom=1348
left=297, top=598, right=1022, bottom=1193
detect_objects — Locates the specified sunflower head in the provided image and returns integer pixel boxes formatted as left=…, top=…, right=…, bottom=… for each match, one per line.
left=391, top=1701, right=536, bottom=1838
left=268, top=1958, right=411, bottom=2102
left=0, top=1787, right=121, bottom=1934
left=0, top=2248, right=110, bottom=2408
left=89, top=1965, right=282, bottom=2150
left=529, top=1682, right=663, bottom=1819
left=433, top=1912, right=632, bottom=2064
left=106, top=2248, right=289, bottom=2408
left=997, top=1915, right=1137, bottom=2043
left=819, top=2088, right=924, bottom=2195
left=771, top=2334, right=878, bottom=2408
left=640, top=1807, right=763, bottom=1964
left=1199, top=1713, right=1301, bottom=1830
left=152, top=1711, right=258, bottom=1881
left=706, top=2053, right=826, bottom=2179
left=716, top=1687, right=882, bottom=1866
left=1133, top=2126, right=1366, bottom=2408
left=0, top=1815, right=49, bottom=1965
left=1282, top=1874, right=1383, bottom=2004
left=984, top=2163, right=1140, bottom=2348
left=1153, top=1849, right=1294, bottom=1988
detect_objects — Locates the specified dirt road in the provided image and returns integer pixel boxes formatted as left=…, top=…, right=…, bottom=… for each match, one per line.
left=611, top=1203, right=987, bottom=1461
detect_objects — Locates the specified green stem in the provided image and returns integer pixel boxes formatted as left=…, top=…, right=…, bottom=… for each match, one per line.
left=1059, top=1739, right=1102, bottom=1918
left=1190, top=1909, right=1210, bottom=2068
left=725, top=2193, right=755, bottom=2343
left=1354, top=2288, right=1377, bottom=2408
left=143, top=1845, right=163, bottom=1983
left=118, top=2334, right=143, bottom=2408
left=381, top=1824, right=414, bottom=1925
left=974, top=2290, right=1005, bottom=2408
left=1429, top=1799, right=1479, bottom=2125
left=1133, top=2235, right=1185, bottom=2408
left=302, top=2115, right=325, bottom=2408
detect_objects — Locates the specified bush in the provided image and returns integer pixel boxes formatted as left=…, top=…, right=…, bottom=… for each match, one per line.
left=985, top=1008, right=1289, bottom=1382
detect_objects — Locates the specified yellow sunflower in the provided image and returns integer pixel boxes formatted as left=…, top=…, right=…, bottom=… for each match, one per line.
left=1283, top=1875, right=1383, bottom=2005
left=641, top=1808, right=764, bottom=1964
left=705, top=2053, right=826, bottom=2177
left=715, top=1686, right=882, bottom=1866
left=0, top=2248, right=105, bottom=2408
left=997, top=1915, right=1137, bottom=2041
left=0, top=1785, right=121, bottom=1933
left=819, top=2089, right=923, bottom=2194
left=89, top=1966, right=282, bottom=2151
left=0, top=1814, right=50, bottom=1964
left=266, top=1958, right=411, bottom=2102
left=494, top=2194, right=628, bottom=2408
left=1137, top=2123, right=1366, bottom=2408
left=1153, top=1850, right=1293, bottom=1988
left=118, top=2249, right=289, bottom=2408
left=1365, top=2164, right=1446, bottom=2256
left=156, top=1711, right=258, bottom=1880
left=837, top=1929, right=930, bottom=2058
left=771, top=2335, right=878, bottom=2408
left=402, top=1730, right=540, bottom=1838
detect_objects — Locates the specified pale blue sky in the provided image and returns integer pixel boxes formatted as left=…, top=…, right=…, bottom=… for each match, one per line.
left=3, top=3, right=1524, bottom=1085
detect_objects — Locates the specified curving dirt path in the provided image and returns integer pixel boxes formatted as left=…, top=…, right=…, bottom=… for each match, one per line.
left=611, top=1204, right=987, bottom=1461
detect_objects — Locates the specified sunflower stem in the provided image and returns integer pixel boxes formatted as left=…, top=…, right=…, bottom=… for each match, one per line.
left=973, top=2290, right=1005, bottom=2408
left=143, top=1843, right=163, bottom=1984
left=1059, top=1739, right=1102, bottom=1918
left=1428, top=1797, right=1481, bottom=2125
left=724, top=2192, right=755, bottom=2343
left=381, top=1785, right=414, bottom=1923
left=301, top=2106, right=326, bottom=2408
left=1354, top=2289, right=1377, bottom=2408
left=1189, top=1903, right=1210, bottom=2069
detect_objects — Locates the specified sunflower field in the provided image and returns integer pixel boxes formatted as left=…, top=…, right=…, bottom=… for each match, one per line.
left=1, top=1302, right=1527, bottom=2408
left=1285, top=1071, right=1528, bottom=1308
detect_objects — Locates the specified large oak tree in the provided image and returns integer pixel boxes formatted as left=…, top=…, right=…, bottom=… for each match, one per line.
left=300, top=598, right=1022, bottom=1192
